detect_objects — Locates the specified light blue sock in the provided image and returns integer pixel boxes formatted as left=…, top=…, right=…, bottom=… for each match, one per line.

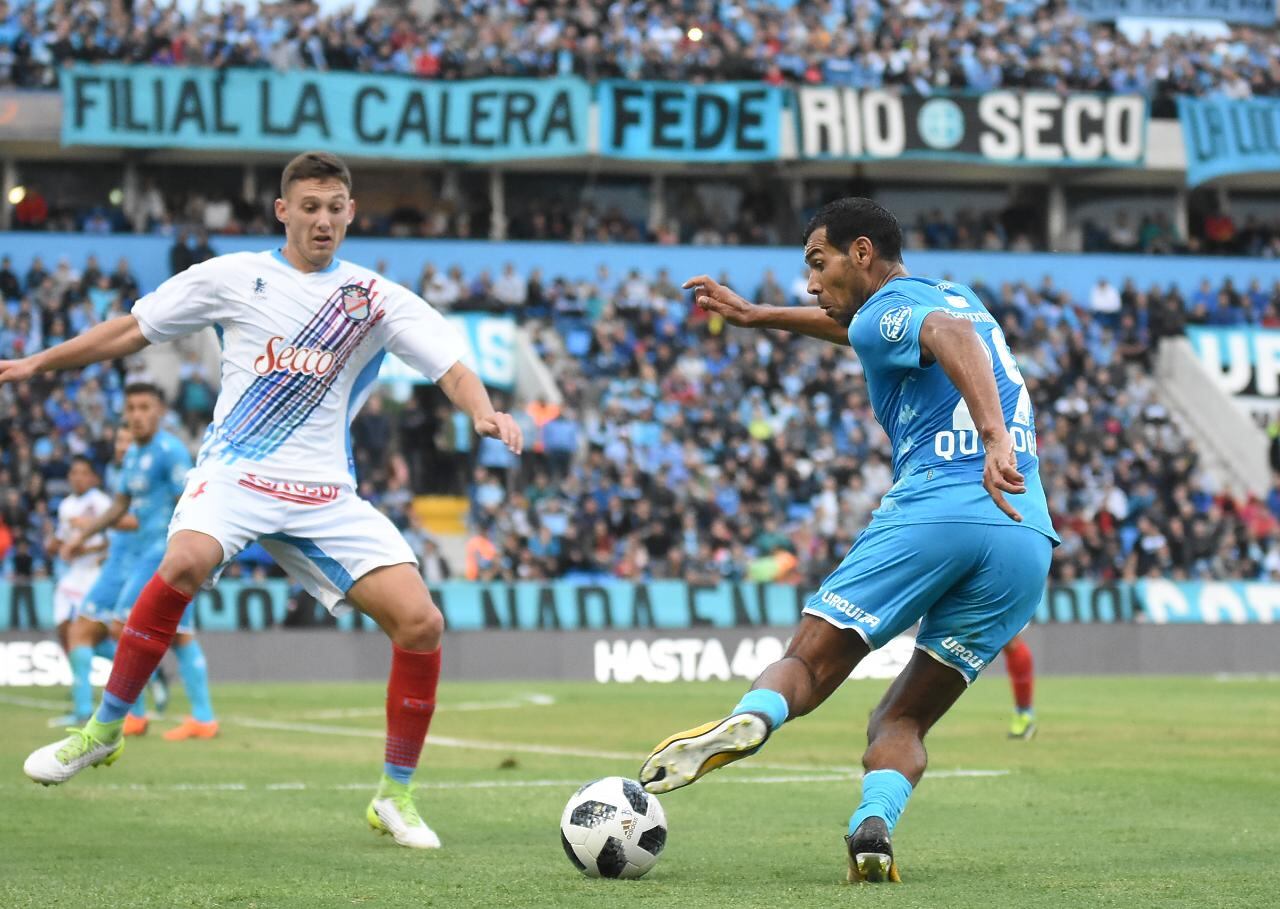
left=849, top=769, right=914, bottom=836
left=69, top=646, right=95, bottom=721
left=129, top=688, right=147, bottom=719
left=732, top=688, right=789, bottom=731
left=96, top=691, right=132, bottom=724
left=175, top=640, right=215, bottom=723
left=94, top=638, right=117, bottom=660
left=383, top=762, right=415, bottom=785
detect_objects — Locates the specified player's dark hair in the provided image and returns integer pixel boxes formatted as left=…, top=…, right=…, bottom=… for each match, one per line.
left=124, top=382, right=165, bottom=404
left=69, top=454, right=97, bottom=474
left=281, top=151, right=353, bottom=198
left=803, top=197, right=903, bottom=263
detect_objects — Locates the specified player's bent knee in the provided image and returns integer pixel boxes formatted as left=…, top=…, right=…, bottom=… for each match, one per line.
left=157, top=533, right=223, bottom=595
left=66, top=620, right=98, bottom=648
left=393, top=603, right=443, bottom=652
left=157, top=550, right=212, bottom=596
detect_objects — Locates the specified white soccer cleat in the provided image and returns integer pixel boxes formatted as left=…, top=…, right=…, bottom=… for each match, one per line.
left=367, top=781, right=442, bottom=850
left=24, top=727, right=124, bottom=785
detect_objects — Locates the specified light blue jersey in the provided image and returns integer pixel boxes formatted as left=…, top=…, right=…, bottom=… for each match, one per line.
left=101, top=463, right=136, bottom=556
left=83, top=431, right=195, bottom=632
left=121, top=430, right=192, bottom=545
left=803, top=274, right=1058, bottom=682
left=848, top=276, right=1059, bottom=545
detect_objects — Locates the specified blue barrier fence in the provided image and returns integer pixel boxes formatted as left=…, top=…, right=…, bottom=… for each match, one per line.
left=1, top=578, right=1273, bottom=631
left=5, top=234, right=1280, bottom=309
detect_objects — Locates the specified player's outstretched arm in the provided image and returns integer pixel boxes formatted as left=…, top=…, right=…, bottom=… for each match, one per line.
left=435, top=361, right=523, bottom=455
left=63, top=493, right=132, bottom=560
left=683, top=275, right=851, bottom=346
left=919, top=312, right=1025, bottom=523
left=0, top=316, right=150, bottom=385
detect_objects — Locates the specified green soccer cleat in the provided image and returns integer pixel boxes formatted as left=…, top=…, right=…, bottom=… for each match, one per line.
left=1008, top=710, right=1037, bottom=740
left=367, top=776, right=442, bottom=850
left=24, top=724, right=124, bottom=785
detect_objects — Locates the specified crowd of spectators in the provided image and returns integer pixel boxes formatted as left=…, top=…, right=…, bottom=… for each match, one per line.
left=6, top=244, right=1280, bottom=600
left=21, top=171, right=1280, bottom=263
left=3, top=0, right=1280, bottom=114
left=439, top=259, right=1280, bottom=586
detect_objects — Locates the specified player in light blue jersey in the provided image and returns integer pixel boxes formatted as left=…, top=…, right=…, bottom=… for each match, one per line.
left=67, top=384, right=217, bottom=740
left=639, top=198, right=1059, bottom=883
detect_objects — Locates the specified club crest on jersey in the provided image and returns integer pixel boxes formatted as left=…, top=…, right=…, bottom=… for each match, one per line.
left=880, top=305, right=912, bottom=342
left=338, top=284, right=372, bottom=322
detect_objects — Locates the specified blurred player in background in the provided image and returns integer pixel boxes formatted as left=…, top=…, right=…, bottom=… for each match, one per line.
left=68, top=386, right=214, bottom=739
left=9, top=151, right=522, bottom=850
left=47, top=457, right=112, bottom=655
left=639, top=198, right=1059, bottom=882
left=1003, top=635, right=1036, bottom=739
left=59, top=427, right=138, bottom=726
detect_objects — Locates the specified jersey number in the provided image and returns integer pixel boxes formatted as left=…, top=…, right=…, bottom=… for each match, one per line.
left=949, top=327, right=1032, bottom=430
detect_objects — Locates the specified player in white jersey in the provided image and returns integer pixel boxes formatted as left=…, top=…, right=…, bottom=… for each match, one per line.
left=10, top=151, right=523, bottom=850
left=48, top=457, right=112, bottom=651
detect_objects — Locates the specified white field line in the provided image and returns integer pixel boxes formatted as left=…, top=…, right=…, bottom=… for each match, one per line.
left=0, top=693, right=68, bottom=710
left=5, top=770, right=1005, bottom=794
left=1213, top=673, right=1280, bottom=682
left=228, top=716, right=1006, bottom=779
left=2, top=694, right=1008, bottom=781
left=297, top=693, right=556, bottom=719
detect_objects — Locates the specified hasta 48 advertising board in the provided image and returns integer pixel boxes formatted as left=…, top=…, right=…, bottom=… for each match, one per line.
left=3, top=579, right=1279, bottom=685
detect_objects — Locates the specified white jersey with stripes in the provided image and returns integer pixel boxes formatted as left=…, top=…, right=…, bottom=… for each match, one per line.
left=131, top=249, right=463, bottom=485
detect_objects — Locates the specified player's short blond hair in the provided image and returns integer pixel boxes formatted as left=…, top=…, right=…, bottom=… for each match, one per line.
left=280, top=151, right=352, bottom=199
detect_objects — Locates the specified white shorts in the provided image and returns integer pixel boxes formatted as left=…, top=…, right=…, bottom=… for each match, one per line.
left=169, top=465, right=418, bottom=615
left=53, top=566, right=100, bottom=625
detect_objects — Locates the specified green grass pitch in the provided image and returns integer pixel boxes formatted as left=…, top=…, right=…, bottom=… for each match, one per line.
left=2, top=675, right=1278, bottom=909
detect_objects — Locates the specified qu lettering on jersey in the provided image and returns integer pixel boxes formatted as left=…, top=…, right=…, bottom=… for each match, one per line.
left=253, top=337, right=337, bottom=377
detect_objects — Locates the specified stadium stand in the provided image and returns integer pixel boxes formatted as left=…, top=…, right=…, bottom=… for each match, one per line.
left=4, top=245, right=1279, bottom=588
left=2, top=0, right=1278, bottom=116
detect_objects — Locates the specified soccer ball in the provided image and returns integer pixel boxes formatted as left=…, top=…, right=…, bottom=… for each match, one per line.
left=559, top=776, right=667, bottom=879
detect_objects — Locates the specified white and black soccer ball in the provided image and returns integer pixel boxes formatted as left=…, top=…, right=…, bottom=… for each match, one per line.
left=559, top=776, right=667, bottom=879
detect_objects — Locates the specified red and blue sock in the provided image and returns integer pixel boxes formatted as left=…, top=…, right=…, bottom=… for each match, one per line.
left=94, top=576, right=190, bottom=725
left=1006, top=639, right=1035, bottom=714
left=383, top=644, right=441, bottom=785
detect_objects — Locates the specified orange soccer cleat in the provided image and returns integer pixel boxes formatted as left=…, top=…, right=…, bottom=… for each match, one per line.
left=163, top=717, right=219, bottom=741
left=122, top=714, right=149, bottom=737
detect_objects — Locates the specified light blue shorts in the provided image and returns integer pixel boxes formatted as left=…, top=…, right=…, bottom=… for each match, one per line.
left=802, top=521, right=1052, bottom=683
left=80, top=543, right=195, bottom=634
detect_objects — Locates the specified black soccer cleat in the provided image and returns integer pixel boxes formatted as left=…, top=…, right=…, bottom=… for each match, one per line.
left=845, top=816, right=902, bottom=883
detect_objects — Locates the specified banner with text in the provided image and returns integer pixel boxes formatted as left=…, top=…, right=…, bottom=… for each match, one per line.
left=1070, top=0, right=1274, bottom=25
left=1178, top=96, right=1280, bottom=187
left=796, top=89, right=1146, bottom=166
left=378, top=313, right=515, bottom=390
left=1186, top=326, right=1280, bottom=419
left=60, top=67, right=1156, bottom=169
left=596, top=80, right=784, bottom=161
left=61, top=64, right=590, bottom=161
left=8, top=578, right=1271, bottom=632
